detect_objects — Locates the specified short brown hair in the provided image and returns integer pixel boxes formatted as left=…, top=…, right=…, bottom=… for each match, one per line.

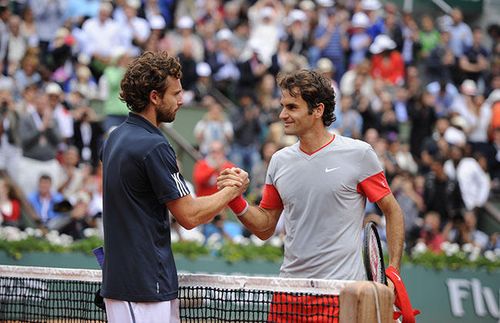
left=120, top=51, right=182, bottom=113
left=276, top=69, right=336, bottom=126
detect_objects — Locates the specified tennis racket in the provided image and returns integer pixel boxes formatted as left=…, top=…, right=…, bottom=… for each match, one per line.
left=363, top=221, right=387, bottom=285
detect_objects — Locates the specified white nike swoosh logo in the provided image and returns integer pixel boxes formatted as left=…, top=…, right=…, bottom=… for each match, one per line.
left=325, top=167, right=340, bottom=173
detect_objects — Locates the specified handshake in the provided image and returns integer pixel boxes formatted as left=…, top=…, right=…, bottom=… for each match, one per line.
left=217, top=167, right=250, bottom=199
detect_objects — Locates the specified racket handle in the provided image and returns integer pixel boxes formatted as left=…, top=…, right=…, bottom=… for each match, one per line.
left=386, top=266, right=420, bottom=323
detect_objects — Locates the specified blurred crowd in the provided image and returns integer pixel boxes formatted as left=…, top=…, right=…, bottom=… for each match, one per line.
left=0, top=0, right=499, bottom=255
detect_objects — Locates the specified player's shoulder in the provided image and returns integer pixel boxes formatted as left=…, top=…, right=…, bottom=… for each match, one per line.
left=271, top=142, right=300, bottom=160
left=334, top=135, right=373, bottom=151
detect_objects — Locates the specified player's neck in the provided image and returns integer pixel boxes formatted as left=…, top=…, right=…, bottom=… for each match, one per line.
left=137, top=106, right=159, bottom=128
left=299, top=128, right=334, bottom=154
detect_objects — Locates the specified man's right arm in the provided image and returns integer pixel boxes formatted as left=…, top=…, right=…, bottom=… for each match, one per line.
left=218, top=168, right=283, bottom=240
left=237, top=206, right=282, bottom=240
left=167, top=185, right=245, bottom=230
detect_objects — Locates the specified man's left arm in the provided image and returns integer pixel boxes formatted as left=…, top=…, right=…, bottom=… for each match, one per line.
left=376, top=193, right=405, bottom=272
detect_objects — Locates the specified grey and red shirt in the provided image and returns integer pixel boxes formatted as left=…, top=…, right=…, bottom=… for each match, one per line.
left=260, top=135, right=391, bottom=280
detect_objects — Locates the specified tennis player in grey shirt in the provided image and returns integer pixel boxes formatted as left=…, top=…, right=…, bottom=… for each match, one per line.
left=218, top=69, right=405, bottom=283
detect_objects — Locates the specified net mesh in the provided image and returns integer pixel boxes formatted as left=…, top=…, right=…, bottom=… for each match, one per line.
left=0, top=265, right=350, bottom=323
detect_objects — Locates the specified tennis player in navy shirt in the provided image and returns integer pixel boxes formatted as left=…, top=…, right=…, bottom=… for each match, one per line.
left=100, top=51, right=248, bottom=323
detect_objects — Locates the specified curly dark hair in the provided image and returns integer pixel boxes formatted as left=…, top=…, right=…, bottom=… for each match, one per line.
left=120, top=51, right=182, bottom=113
left=276, top=69, right=336, bottom=126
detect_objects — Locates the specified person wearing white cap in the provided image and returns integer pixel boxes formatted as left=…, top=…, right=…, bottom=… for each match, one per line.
left=285, top=9, right=310, bottom=57
left=193, top=62, right=215, bottom=102
left=45, top=82, right=74, bottom=145
left=360, top=0, right=384, bottom=40
left=369, top=34, right=405, bottom=85
left=450, top=79, right=491, bottom=144
left=145, top=15, right=167, bottom=52
left=349, top=12, right=371, bottom=68
left=161, top=15, right=204, bottom=63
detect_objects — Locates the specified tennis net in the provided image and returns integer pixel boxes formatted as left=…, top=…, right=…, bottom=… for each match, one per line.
left=0, top=265, right=352, bottom=322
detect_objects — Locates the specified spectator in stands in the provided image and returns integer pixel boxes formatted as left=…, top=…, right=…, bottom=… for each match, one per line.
left=448, top=8, right=473, bottom=59
left=193, top=140, right=235, bottom=197
left=0, top=175, right=21, bottom=227
left=349, top=12, right=371, bottom=68
left=28, top=173, right=64, bottom=227
left=18, top=91, right=63, bottom=195
left=459, top=27, right=489, bottom=89
left=361, top=0, right=384, bottom=41
left=418, top=211, right=445, bottom=253
left=340, top=58, right=374, bottom=98
left=408, top=90, right=438, bottom=160
left=30, top=0, right=66, bottom=63
left=426, top=29, right=455, bottom=84
left=161, top=15, right=204, bottom=63
left=68, top=65, right=98, bottom=101
left=117, top=0, right=151, bottom=57
left=194, top=97, right=233, bottom=156
left=72, top=105, right=104, bottom=169
left=334, top=95, right=363, bottom=139
left=0, top=81, right=22, bottom=178
left=80, top=2, right=122, bottom=79
left=285, top=9, right=310, bottom=58
left=45, top=82, right=73, bottom=147
left=426, top=79, right=459, bottom=117
left=418, top=14, right=440, bottom=60
left=177, top=42, right=198, bottom=99
left=210, top=28, right=241, bottom=100
left=444, top=145, right=490, bottom=211
left=192, top=62, right=214, bottom=103
left=400, top=11, right=420, bottom=66
left=392, top=172, right=424, bottom=235
left=445, top=210, right=489, bottom=250
left=98, top=48, right=131, bottom=131
left=369, top=34, right=404, bottom=86
left=57, top=146, right=92, bottom=200
left=237, top=45, right=268, bottom=96
left=230, top=93, right=263, bottom=173
left=0, top=2, right=9, bottom=75
left=311, top=8, right=347, bottom=83
left=13, top=54, right=41, bottom=100
left=424, top=155, right=463, bottom=224
left=246, top=0, right=284, bottom=66
left=7, top=14, right=28, bottom=76
left=250, top=140, right=279, bottom=201
left=19, top=5, right=37, bottom=47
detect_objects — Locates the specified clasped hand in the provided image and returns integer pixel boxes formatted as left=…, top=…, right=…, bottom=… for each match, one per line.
left=217, top=167, right=249, bottom=197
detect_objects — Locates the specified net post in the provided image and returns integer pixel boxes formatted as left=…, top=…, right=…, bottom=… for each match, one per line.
left=339, top=281, right=394, bottom=323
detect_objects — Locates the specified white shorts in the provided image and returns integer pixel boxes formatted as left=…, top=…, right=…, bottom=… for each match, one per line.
left=104, top=298, right=180, bottom=323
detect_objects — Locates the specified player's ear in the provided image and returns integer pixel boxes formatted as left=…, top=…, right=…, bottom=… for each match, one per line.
left=314, top=103, right=325, bottom=119
left=150, top=90, right=161, bottom=106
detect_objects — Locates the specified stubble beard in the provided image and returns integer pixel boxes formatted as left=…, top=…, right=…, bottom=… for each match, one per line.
left=156, top=105, right=176, bottom=124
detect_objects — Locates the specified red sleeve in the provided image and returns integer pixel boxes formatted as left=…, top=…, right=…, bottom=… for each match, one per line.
left=259, top=184, right=283, bottom=210
left=357, top=171, right=391, bottom=203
